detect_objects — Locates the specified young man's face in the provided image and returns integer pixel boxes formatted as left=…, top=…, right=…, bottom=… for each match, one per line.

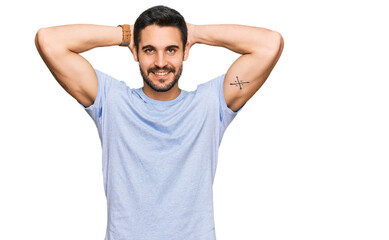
left=134, top=25, right=189, bottom=92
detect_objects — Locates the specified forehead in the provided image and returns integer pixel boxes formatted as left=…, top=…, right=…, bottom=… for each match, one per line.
left=139, top=25, right=183, bottom=48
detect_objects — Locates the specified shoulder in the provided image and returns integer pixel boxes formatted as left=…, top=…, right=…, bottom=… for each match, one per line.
left=95, top=69, right=121, bottom=85
left=94, top=69, right=129, bottom=91
left=197, top=74, right=225, bottom=92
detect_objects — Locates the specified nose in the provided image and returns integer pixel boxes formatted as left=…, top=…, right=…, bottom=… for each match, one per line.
left=154, top=52, right=167, bottom=68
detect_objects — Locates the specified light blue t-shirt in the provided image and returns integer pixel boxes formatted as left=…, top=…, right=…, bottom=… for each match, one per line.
left=79, top=69, right=241, bottom=240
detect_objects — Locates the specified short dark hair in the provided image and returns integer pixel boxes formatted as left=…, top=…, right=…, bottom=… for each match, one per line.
left=134, top=5, right=187, bottom=52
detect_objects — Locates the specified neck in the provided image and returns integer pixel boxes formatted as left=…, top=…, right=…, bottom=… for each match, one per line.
left=142, top=84, right=181, bottom=101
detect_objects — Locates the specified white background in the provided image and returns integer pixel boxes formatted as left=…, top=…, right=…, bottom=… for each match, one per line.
left=1, top=0, right=388, bottom=239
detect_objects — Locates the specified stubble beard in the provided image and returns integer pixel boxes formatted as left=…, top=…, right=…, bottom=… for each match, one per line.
left=140, top=64, right=183, bottom=92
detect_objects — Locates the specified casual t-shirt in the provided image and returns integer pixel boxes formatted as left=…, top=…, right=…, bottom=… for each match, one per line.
left=79, top=69, right=242, bottom=240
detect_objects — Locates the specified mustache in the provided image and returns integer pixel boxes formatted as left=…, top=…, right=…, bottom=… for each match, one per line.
left=147, top=66, right=176, bottom=74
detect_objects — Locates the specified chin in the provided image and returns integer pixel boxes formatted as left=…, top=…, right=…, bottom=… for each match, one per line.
left=140, top=65, right=183, bottom=92
left=148, top=78, right=178, bottom=92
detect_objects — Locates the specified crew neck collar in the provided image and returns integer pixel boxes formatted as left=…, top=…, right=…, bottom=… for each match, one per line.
left=137, top=87, right=186, bottom=106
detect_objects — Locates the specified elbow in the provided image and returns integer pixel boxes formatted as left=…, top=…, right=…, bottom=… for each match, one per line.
left=252, top=30, right=284, bottom=57
left=259, top=31, right=284, bottom=59
left=35, top=27, right=58, bottom=54
left=270, top=31, right=284, bottom=55
left=35, top=28, right=48, bottom=50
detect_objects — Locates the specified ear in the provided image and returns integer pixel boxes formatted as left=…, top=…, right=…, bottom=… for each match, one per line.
left=183, top=41, right=190, bottom=61
left=130, top=44, right=139, bottom=62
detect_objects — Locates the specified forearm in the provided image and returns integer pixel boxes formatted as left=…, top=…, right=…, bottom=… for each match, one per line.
left=191, top=24, right=281, bottom=55
left=36, top=24, right=122, bottom=54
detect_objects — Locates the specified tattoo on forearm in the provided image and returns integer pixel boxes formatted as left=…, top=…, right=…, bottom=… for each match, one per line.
left=230, top=76, right=249, bottom=90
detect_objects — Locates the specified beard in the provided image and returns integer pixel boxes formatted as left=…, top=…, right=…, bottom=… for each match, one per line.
left=140, top=64, right=183, bottom=92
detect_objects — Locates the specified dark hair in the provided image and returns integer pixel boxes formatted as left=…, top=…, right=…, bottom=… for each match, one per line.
left=134, top=5, right=187, bottom=52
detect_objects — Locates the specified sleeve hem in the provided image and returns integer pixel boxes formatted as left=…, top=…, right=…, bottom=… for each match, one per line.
left=219, top=74, right=244, bottom=115
left=77, top=69, right=102, bottom=112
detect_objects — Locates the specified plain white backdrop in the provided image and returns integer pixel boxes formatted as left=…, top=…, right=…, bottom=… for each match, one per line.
left=1, top=0, right=388, bottom=239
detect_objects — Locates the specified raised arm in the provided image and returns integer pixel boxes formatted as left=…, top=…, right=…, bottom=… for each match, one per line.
left=188, top=24, right=284, bottom=112
left=35, top=24, right=132, bottom=107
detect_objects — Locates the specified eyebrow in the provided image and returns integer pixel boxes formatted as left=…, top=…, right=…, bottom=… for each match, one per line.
left=166, top=45, right=180, bottom=49
left=142, top=45, right=155, bottom=51
left=141, top=45, right=180, bottom=50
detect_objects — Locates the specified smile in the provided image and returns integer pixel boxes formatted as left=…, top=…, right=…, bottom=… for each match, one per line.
left=153, top=71, right=169, bottom=76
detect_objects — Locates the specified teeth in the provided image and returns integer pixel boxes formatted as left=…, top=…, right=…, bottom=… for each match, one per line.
left=154, top=72, right=168, bottom=76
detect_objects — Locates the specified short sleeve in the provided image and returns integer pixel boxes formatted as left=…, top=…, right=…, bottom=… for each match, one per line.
left=216, top=74, right=244, bottom=141
left=77, top=69, right=115, bottom=124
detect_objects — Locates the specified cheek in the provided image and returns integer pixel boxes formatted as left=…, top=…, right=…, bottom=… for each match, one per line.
left=139, top=58, right=153, bottom=70
left=169, top=57, right=184, bottom=67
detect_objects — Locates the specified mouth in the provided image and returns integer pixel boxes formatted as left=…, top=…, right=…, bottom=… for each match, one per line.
left=153, top=71, right=170, bottom=76
left=148, top=67, right=175, bottom=78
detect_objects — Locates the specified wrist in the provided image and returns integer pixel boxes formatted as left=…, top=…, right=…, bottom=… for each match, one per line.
left=187, top=23, right=198, bottom=46
left=118, top=24, right=131, bottom=46
left=115, top=26, right=123, bottom=45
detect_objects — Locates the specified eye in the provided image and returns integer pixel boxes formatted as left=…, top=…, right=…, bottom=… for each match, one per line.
left=167, top=48, right=177, bottom=54
left=144, top=48, right=154, bottom=53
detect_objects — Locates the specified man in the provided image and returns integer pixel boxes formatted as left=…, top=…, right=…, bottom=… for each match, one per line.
left=35, top=5, right=283, bottom=240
